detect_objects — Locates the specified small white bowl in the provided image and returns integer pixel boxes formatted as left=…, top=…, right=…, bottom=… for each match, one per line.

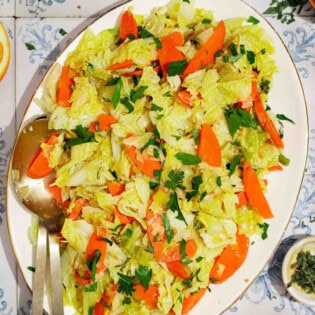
left=282, top=235, right=315, bottom=306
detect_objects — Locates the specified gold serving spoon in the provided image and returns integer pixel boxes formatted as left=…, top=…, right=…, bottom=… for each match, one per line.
left=10, top=118, right=64, bottom=315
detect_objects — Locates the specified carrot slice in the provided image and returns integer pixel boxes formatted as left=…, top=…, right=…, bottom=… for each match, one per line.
left=114, top=206, right=134, bottom=225
left=86, top=228, right=108, bottom=273
left=197, top=124, right=221, bottom=167
left=68, top=198, right=87, bottom=220
left=251, top=71, right=258, bottom=99
left=166, top=260, right=190, bottom=280
left=254, top=93, right=284, bottom=148
left=243, top=160, right=273, bottom=218
left=183, top=21, right=226, bottom=77
left=93, top=284, right=118, bottom=315
left=209, top=233, right=249, bottom=283
left=56, top=65, right=74, bottom=107
left=185, top=239, right=197, bottom=258
left=74, top=270, right=92, bottom=286
left=175, top=90, right=194, bottom=108
left=146, top=207, right=165, bottom=261
left=268, top=164, right=283, bottom=171
left=125, top=145, right=161, bottom=177
left=108, top=182, right=125, bottom=196
left=134, top=284, right=159, bottom=309
left=27, top=134, right=59, bottom=179
left=107, top=59, right=134, bottom=71
left=88, top=114, right=117, bottom=133
left=182, top=288, right=207, bottom=314
left=235, top=191, right=248, bottom=208
left=118, top=11, right=138, bottom=41
left=159, top=239, right=197, bottom=262
left=158, top=31, right=185, bottom=76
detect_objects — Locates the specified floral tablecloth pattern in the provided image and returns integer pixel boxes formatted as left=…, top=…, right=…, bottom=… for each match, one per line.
left=0, top=0, right=314, bottom=314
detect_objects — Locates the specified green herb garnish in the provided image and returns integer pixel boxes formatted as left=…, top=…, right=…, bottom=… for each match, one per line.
left=112, top=77, right=122, bottom=109
left=162, top=213, right=174, bottom=243
left=288, top=250, right=315, bottom=294
left=247, top=16, right=260, bottom=24
left=117, top=272, right=135, bottom=296
left=167, top=60, right=187, bottom=76
left=174, top=152, right=202, bottom=165
left=64, top=125, right=97, bottom=148
left=135, top=265, right=152, bottom=290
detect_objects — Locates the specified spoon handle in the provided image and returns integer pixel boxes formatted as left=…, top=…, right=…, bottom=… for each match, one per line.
left=32, top=221, right=47, bottom=315
left=48, top=233, right=64, bottom=315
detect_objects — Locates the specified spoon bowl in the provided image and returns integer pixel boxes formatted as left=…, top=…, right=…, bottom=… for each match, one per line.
left=11, top=118, right=64, bottom=231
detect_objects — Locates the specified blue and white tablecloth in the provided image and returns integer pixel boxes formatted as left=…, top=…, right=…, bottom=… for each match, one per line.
left=0, top=0, right=314, bottom=314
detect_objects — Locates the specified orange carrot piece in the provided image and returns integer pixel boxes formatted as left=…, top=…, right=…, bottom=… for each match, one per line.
left=134, top=284, right=159, bottom=309
left=182, top=288, right=207, bottom=315
left=251, top=71, right=258, bottom=99
left=142, top=158, right=162, bottom=178
left=158, top=31, right=185, bottom=76
left=268, top=164, right=283, bottom=172
left=185, top=239, right=197, bottom=258
left=235, top=191, right=248, bottom=208
left=146, top=208, right=165, bottom=261
left=159, top=239, right=197, bottom=262
left=68, top=198, right=87, bottom=220
left=108, top=182, right=125, bottom=196
left=176, top=90, right=194, bottom=109
left=183, top=21, right=226, bottom=77
left=243, top=160, right=273, bottom=218
left=254, top=94, right=284, bottom=148
left=86, top=228, right=108, bottom=273
left=209, top=233, right=249, bottom=284
left=48, top=178, right=63, bottom=204
left=166, top=260, right=190, bottom=280
left=118, top=11, right=138, bottom=41
left=114, top=206, right=134, bottom=225
left=197, top=124, right=221, bottom=167
left=74, top=270, right=92, bottom=286
left=125, top=145, right=161, bottom=177
left=27, top=134, right=59, bottom=179
left=93, top=285, right=118, bottom=315
left=107, top=59, right=134, bottom=71
left=56, top=65, right=74, bottom=107
left=89, top=114, right=117, bottom=133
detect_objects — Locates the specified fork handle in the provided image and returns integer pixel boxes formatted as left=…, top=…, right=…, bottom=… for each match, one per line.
left=32, top=221, right=47, bottom=315
left=48, top=233, right=64, bottom=315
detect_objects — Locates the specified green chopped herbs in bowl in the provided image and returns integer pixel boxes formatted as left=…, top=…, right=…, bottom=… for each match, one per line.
left=288, top=250, right=315, bottom=294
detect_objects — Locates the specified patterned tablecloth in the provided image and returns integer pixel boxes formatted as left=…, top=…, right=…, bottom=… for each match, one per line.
left=0, top=0, right=314, bottom=314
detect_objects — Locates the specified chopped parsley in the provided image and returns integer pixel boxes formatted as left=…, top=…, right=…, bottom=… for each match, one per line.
left=228, top=155, right=243, bottom=176
left=276, top=113, right=295, bottom=124
left=166, top=191, right=188, bottom=225
left=117, top=273, right=135, bottom=296
left=224, top=107, right=257, bottom=137
left=288, top=251, right=315, bottom=294
left=258, top=222, right=269, bottom=240
left=174, top=152, right=202, bottom=165
left=162, top=213, right=174, bottom=243
left=135, top=265, right=153, bottom=290
left=247, top=16, right=260, bottom=24
left=167, top=60, right=187, bottom=76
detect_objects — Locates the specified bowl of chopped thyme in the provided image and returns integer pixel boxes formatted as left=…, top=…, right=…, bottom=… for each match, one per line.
left=282, top=235, right=315, bottom=306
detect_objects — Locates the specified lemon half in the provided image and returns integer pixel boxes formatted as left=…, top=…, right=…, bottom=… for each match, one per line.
left=0, top=22, right=10, bottom=81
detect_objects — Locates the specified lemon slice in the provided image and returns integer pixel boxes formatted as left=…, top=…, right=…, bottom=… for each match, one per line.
left=0, top=22, right=10, bottom=81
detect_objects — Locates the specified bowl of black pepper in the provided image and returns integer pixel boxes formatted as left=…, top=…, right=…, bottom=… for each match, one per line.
left=282, top=235, right=315, bottom=306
